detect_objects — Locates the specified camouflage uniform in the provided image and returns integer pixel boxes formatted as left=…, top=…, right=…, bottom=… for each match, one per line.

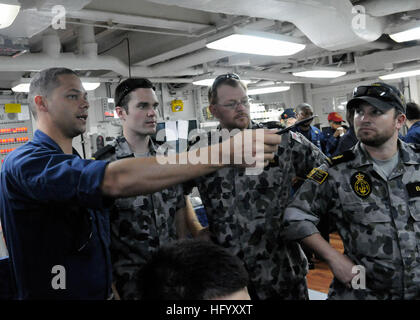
left=94, top=137, right=185, bottom=300
left=283, top=141, right=420, bottom=299
left=186, top=122, right=327, bottom=299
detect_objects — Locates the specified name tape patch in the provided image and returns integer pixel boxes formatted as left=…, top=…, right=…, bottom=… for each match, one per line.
left=307, top=168, right=328, bottom=184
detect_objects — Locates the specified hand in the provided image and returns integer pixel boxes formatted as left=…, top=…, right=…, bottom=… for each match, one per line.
left=333, top=127, right=346, bottom=138
left=326, top=252, right=357, bottom=287
left=221, top=129, right=281, bottom=168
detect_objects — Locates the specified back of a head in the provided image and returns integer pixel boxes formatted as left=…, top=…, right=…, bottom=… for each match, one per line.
left=139, top=240, right=249, bottom=300
left=295, top=103, right=313, bottom=114
left=28, top=67, right=78, bottom=119
left=405, top=102, right=420, bottom=121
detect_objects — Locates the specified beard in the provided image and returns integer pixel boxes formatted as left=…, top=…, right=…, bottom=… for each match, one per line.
left=356, top=128, right=394, bottom=147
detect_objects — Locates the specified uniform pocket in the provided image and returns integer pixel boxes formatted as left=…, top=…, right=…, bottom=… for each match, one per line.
left=341, top=203, right=394, bottom=259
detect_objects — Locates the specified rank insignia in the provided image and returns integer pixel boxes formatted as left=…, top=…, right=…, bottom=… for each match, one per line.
left=406, top=182, right=420, bottom=197
left=307, top=168, right=328, bottom=184
left=350, top=171, right=372, bottom=199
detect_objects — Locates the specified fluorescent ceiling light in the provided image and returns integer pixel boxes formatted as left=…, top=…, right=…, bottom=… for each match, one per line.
left=82, top=82, right=100, bottom=91
left=0, top=3, right=20, bottom=29
left=390, top=26, right=420, bottom=43
left=192, top=78, right=252, bottom=86
left=11, top=79, right=101, bottom=92
left=12, top=83, right=29, bottom=93
left=206, top=29, right=306, bottom=56
left=379, top=69, right=420, bottom=80
left=248, top=86, right=290, bottom=95
left=293, top=70, right=346, bottom=78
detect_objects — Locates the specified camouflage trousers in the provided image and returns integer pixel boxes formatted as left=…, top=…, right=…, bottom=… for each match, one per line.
left=249, top=278, right=309, bottom=300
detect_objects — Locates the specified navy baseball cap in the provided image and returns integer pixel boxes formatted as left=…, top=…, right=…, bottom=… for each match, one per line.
left=347, top=82, right=406, bottom=114
left=281, top=108, right=296, bottom=120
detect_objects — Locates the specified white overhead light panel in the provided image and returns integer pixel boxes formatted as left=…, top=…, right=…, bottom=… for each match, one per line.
left=390, top=26, right=420, bottom=43
left=379, top=69, right=420, bottom=80
left=12, top=83, right=29, bottom=93
left=248, top=86, right=290, bottom=95
left=206, top=28, right=306, bottom=56
left=0, top=2, right=20, bottom=29
left=11, top=78, right=101, bottom=92
left=192, top=78, right=252, bottom=87
left=292, top=70, right=346, bottom=78
left=82, top=82, right=101, bottom=91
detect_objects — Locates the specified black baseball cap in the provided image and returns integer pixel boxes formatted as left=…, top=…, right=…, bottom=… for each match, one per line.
left=347, top=82, right=406, bottom=114
left=114, top=78, right=155, bottom=107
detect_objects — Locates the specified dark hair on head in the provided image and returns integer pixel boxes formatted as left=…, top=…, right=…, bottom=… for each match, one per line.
left=138, top=239, right=249, bottom=300
left=295, top=103, right=313, bottom=114
left=208, top=76, right=247, bottom=105
left=28, top=68, right=78, bottom=119
left=115, top=78, right=155, bottom=114
left=405, top=102, right=420, bottom=121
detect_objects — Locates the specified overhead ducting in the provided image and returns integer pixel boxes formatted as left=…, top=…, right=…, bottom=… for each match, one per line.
left=147, top=0, right=386, bottom=51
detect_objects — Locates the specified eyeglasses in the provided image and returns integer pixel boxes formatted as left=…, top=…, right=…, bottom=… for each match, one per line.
left=352, top=84, right=405, bottom=107
left=217, top=98, right=250, bottom=109
left=211, top=73, right=241, bottom=93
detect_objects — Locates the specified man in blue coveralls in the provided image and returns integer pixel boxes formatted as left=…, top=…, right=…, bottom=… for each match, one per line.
left=0, top=68, right=281, bottom=299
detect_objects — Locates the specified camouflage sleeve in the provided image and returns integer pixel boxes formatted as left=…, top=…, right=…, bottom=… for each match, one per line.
left=282, top=163, right=337, bottom=241
left=289, top=131, right=328, bottom=179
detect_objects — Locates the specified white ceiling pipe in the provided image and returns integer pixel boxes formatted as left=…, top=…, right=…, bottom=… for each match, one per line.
left=360, top=0, right=420, bottom=17
left=136, top=39, right=208, bottom=67
left=355, top=45, right=420, bottom=71
left=78, top=24, right=97, bottom=58
left=66, top=9, right=210, bottom=33
left=149, top=48, right=237, bottom=75
left=328, top=70, right=385, bottom=84
left=147, top=0, right=384, bottom=51
left=41, top=30, right=61, bottom=58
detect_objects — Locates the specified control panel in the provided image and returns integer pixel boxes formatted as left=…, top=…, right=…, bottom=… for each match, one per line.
left=0, top=104, right=33, bottom=169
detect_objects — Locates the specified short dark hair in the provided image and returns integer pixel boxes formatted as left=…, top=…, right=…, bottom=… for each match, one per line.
left=114, top=78, right=155, bottom=114
left=138, top=240, right=249, bottom=300
left=28, top=68, right=78, bottom=119
left=405, top=102, right=420, bottom=121
left=208, top=74, right=247, bottom=105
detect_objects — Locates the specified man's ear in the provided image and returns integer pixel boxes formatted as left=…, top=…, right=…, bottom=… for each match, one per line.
left=209, top=104, right=218, bottom=119
left=115, top=106, right=126, bottom=120
left=34, top=95, right=48, bottom=113
left=396, top=113, right=406, bottom=130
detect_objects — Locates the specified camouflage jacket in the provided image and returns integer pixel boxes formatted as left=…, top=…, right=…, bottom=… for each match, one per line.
left=186, top=123, right=327, bottom=299
left=93, top=136, right=185, bottom=299
left=283, top=141, right=420, bottom=299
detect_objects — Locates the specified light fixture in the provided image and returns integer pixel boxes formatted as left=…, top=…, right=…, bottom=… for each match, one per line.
left=292, top=70, right=346, bottom=78
left=192, top=78, right=252, bottom=86
left=82, top=82, right=100, bottom=91
left=206, top=27, right=306, bottom=56
left=247, top=86, right=290, bottom=95
left=0, top=1, right=20, bottom=29
left=379, top=69, right=420, bottom=80
left=390, top=26, right=420, bottom=43
left=11, top=78, right=101, bottom=92
left=11, top=83, right=29, bottom=92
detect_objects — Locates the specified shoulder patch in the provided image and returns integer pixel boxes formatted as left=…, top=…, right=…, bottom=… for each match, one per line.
left=327, top=150, right=356, bottom=167
left=307, top=168, right=328, bottom=184
left=91, top=144, right=115, bottom=160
